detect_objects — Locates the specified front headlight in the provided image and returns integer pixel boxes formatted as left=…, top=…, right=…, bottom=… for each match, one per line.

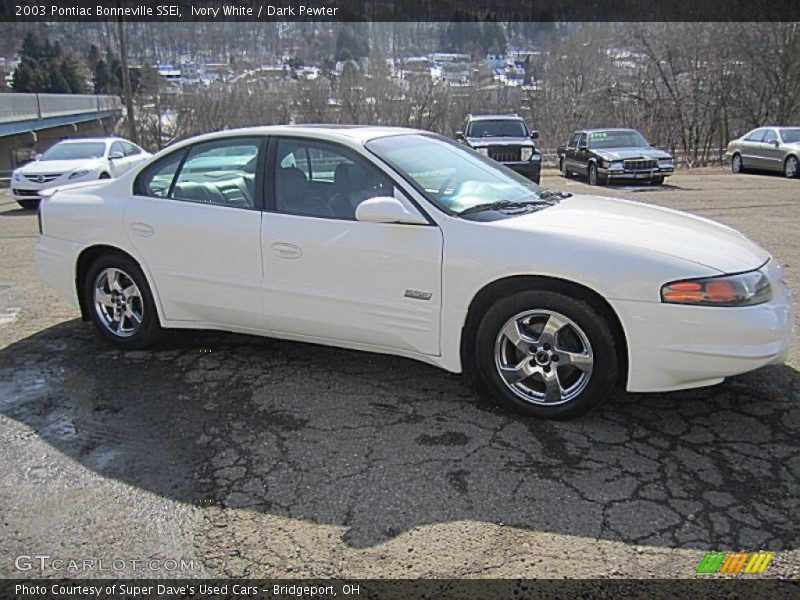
left=68, top=170, right=90, bottom=180
left=475, top=147, right=489, bottom=156
left=658, top=158, right=673, bottom=166
left=12, top=171, right=21, bottom=181
left=609, top=160, right=624, bottom=170
left=661, top=269, right=771, bottom=307
left=521, top=147, right=533, bottom=161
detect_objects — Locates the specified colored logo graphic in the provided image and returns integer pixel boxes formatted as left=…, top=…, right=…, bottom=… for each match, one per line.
left=696, top=552, right=774, bottom=574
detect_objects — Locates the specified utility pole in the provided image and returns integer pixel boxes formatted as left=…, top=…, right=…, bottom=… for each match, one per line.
left=117, top=17, right=137, bottom=144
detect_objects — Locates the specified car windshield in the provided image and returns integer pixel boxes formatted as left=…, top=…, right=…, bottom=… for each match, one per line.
left=367, top=133, right=544, bottom=214
left=41, top=142, right=107, bottom=161
left=467, top=119, right=528, bottom=138
left=779, top=128, right=800, bottom=143
left=587, top=130, right=650, bottom=149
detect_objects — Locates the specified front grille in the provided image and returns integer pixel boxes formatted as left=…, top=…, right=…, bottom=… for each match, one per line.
left=488, top=145, right=522, bottom=162
left=13, top=189, right=40, bottom=197
left=622, top=158, right=657, bottom=171
left=24, top=173, right=61, bottom=183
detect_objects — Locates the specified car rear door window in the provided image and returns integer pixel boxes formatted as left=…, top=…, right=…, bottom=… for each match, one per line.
left=744, top=129, right=766, bottom=142
left=171, top=139, right=262, bottom=209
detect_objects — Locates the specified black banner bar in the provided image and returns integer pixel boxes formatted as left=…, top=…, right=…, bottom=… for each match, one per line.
left=3, top=0, right=800, bottom=22
left=2, top=579, right=798, bottom=600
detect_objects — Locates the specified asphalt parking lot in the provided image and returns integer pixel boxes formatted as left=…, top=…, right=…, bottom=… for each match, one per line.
left=0, top=171, right=798, bottom=579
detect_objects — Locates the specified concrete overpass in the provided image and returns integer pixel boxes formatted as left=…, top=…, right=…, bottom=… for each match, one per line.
left=0, top=93, right=122, bottom=183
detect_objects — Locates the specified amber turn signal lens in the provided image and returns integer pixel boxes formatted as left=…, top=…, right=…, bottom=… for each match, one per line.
left=661, top=269, right=771, bottom=307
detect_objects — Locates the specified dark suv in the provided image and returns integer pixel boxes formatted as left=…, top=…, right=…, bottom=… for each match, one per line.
left=456, top=114, right=541, bottom=183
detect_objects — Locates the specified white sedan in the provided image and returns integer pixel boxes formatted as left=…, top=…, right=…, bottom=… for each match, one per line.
left=34, top=126, right=794, bottom=419
left=11, top=137, right=150, bottom=209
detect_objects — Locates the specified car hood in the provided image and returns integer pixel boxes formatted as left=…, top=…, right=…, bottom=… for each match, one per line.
left=467, top=136, right=534, bottom=147
left=592, top=147, right=671, bottom=160
left=19, top=159, right=102, bottom=174
left=494, top=195, right=769, bottom=273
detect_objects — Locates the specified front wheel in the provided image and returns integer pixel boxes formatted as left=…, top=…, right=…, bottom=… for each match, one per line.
left=652, top=176, right=665, bottom=185
left=84, top=253, right=162, bottom=349
left=475, top=290, right=618, bottom=420
left=731, top=153, right=745, bottom=174
left=784, top=155, right=798, bottom=179
left=588, top=163, right=604, bottom=186
left=560, top=158, right=572, bottom=178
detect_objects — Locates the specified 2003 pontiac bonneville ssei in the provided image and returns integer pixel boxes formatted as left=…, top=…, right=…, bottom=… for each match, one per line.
left=34, top=126, right=794, bottom=419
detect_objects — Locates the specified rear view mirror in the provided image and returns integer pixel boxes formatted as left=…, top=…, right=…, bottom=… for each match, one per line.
left=355, top=196, right=428, bottom=225
left=530, top=131, right=539, bottom=140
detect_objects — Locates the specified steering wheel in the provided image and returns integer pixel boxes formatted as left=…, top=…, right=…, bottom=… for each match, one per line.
left=437, top=174, right=457, bottom=197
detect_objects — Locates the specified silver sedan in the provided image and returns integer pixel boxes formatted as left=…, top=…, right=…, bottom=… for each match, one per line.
left=726, top=126, right=800, bottom=178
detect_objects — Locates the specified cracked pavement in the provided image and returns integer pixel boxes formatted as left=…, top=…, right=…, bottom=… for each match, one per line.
left=0, top=172, right=798, bottom=579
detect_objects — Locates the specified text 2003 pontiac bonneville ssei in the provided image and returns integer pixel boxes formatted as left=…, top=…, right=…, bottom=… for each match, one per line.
left=34, top=126, right=794, bottom=419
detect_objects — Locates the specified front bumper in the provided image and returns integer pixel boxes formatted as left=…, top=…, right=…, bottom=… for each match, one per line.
left=506, top=160, right=541, bottom=182
left=612, top=262, right=794, bottom=392
left=599, top=166, right=674, bottom=181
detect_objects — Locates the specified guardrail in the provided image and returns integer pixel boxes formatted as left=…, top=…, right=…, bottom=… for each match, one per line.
left=0, top=93, right=122, bottom=124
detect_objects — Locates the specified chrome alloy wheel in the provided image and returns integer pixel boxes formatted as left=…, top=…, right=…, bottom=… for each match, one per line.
left=785, top=156, right=798, bottom=178
left=732, top=154, right=743, bottom=173
left=494, top=309, right=594, bottom=405
left=93, top=268, right=144, bottom=338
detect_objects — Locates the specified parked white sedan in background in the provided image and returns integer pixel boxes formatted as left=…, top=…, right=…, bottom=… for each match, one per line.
left=11, top=137, right=150, bottom=209
left=34, top=126, right=794, bottom=419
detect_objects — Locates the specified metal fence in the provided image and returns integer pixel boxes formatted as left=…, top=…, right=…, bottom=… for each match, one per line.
left=0, top=93, right=122, bottom=123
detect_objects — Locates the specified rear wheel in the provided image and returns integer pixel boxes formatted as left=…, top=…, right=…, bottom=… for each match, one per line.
left=731, top=153, right=745, bottom=174
left=84, top=253, right=161, bottom=349
left=475, top=290, right=618, bottom=420
left=784, top=155, right=798, bottom=179
left=560, top=158, right=572, bottom=178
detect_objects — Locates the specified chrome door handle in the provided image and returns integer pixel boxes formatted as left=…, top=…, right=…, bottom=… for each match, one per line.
left=129, top=222, right=155, bottom=237
left=271, top=242, right=302, bottom=259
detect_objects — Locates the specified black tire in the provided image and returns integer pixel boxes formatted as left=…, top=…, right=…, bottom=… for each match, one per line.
left=16, top=199, right=39, bottom=210
left=731, top=153, right=745, bottom=174
left=784, top=155, right=798, bottom=179
left=588, top=163, right=604, bottom=186
left=652, top=176, right=665, bottom=185
left=99, top=172, right=111, bottom=179
left=84, top=252, right=162, bottom=349
left=560, top=158, right=572, bottom=178
left=475, top=290, right=618, bottom=420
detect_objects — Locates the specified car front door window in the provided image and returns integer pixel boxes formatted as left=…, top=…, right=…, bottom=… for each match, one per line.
left=273, top=139, right=394, bottom=220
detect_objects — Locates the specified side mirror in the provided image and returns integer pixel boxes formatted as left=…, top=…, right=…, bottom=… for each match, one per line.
left=34, top=153, right=43, bottom=161
left=109, top=151, right=124, bottom=160
left=455, top=130, right=465, bottom=140
left=770, top=139, right=780, bottom=147
left=355, top=196, right=428, bottom=225
left=529, top=131, right=539, bottom=140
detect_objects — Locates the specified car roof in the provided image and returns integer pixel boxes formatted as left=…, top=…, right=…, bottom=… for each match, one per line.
left=56, top=137, right=124, bottom=144
left=467, top=114, right=524, bottom=121
left=163, top=125, right=426, bottom=150
left=577, top=128, right=639, bottom=134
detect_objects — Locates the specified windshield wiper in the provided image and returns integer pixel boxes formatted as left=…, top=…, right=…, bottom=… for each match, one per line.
left=457, top=199, right=549, bottom=216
